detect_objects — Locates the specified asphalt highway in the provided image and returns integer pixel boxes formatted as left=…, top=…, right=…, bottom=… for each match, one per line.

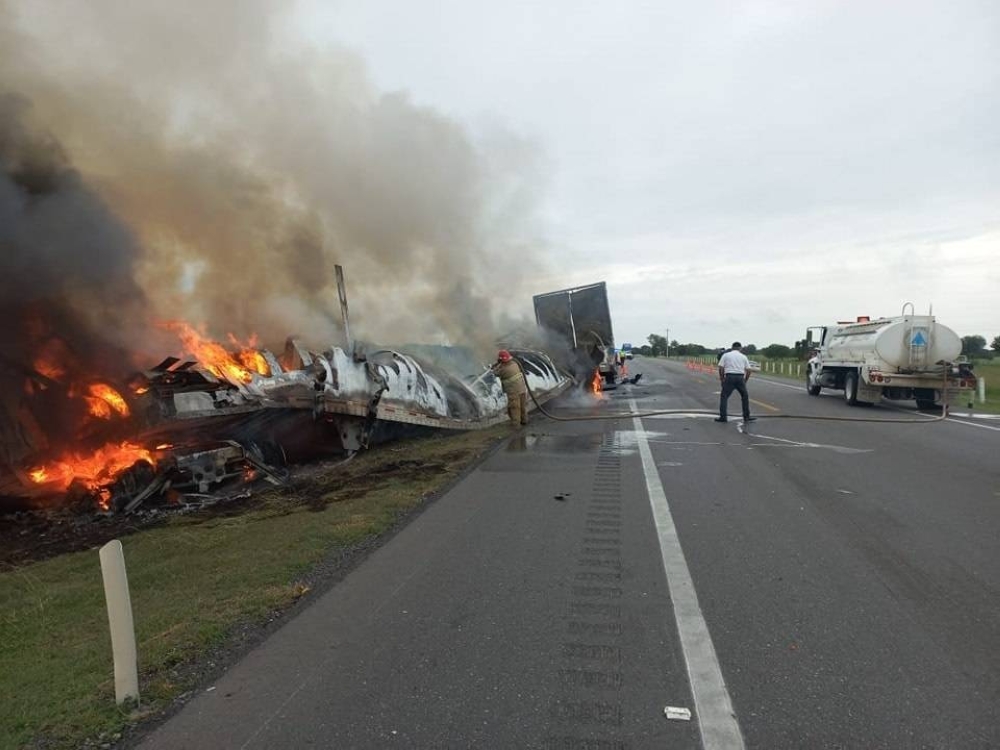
left=138, top=356, right=1000, bottom=749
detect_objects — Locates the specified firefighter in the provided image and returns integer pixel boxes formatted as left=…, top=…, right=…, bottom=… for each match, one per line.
left=617, top=348, right=628, bottom=376
left=492, top=350, right=529, bottom=427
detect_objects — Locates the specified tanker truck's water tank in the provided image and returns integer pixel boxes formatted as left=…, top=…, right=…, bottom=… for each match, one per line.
left=872, top=316, right=962, bottom=369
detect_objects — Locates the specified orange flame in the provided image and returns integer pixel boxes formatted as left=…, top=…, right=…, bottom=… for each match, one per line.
left=33, top=354, right=66, bottom=382
left=229, top=333, right=271, bottom=376
left=27, top=441, right=154, bottom=508
left=162, top=321, right=265, bottom=384
left=237, top=349, right=270, bottom=376
left=85, top=397, right=113, bottom=419
left=231, top=332, right=260, bottom=348
left=31, top=336, right=75, bottom=382
left=85, top=383, right=130, bottom=419
left=590, top=368, right=603, bottom=398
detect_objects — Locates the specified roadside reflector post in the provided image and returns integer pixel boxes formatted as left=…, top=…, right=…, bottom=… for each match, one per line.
left=979, top=377, right=986, bottom=404
left=99, top=540, right=140, bottom=705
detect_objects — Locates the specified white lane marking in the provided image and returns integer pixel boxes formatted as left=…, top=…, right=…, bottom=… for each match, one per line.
left=744, top=376, right=802, bottom=391
left=734, top=379, right=1000, bottom=432
left=881, top=403, right=1000, bottom=432
left=740, top=432, right=873, bottom=454
left=944, top=417, right=1000, bottom=433
left=644, top=412, right=720, bottom=420
left=629, top=398, right=745, bottom=750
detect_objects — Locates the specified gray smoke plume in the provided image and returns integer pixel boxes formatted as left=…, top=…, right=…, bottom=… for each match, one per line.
left=0, top=1, right=549, bottom=361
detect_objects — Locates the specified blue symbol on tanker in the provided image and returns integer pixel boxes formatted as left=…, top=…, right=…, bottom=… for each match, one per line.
left=911, top=331, right=927, bottom=346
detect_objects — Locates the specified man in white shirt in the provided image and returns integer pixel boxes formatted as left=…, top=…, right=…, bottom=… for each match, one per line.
left=716, top=341, right=755, bottom=423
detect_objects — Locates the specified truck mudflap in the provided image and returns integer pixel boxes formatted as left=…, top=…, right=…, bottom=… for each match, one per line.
left=942, top=383, right=976, bottom=408
left=856, top=380, right=882, bottom=403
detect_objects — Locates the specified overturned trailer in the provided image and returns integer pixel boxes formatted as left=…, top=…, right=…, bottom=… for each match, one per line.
left=133, top=340, right=569, bottom=449
left=1, top=340, right=571, bottom=513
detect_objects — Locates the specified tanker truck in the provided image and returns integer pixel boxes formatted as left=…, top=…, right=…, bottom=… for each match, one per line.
left=804, top=304, right=976, bottom=410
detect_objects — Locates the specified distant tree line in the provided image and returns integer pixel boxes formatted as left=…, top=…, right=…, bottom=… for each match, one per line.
left=963, top=335, right=1000, bottom=359
left=638, top=334, right=812, bottom=359
left=636, top=333, right=1000, bottom=359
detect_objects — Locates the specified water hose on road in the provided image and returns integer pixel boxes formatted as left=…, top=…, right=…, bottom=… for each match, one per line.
left=514, top=359, right=950, bottom=425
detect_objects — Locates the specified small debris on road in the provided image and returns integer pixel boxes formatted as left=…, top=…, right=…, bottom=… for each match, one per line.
left=664, top=706, right=692, bottom=721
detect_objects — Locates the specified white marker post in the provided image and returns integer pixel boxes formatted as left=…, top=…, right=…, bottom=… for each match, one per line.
left=99, top=540, right=140, bottom=705
left=979, top=377, right=986, bottom=404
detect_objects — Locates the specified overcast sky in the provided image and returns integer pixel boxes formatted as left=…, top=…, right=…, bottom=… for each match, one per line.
left=299, top=0, right=998, bottom=349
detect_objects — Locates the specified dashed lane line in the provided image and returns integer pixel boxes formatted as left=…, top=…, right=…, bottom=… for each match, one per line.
left=748, top=376, right=805, bottom=391
left=709, top=392, right=780, bottom=412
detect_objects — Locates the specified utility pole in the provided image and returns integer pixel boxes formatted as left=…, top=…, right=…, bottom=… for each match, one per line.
left=665, top=329, right=670, bottom=358
left=334, top=264, right=353, bottom=354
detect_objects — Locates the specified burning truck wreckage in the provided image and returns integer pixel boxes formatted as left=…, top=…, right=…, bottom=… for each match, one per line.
left=0, top=332, right=571, bottom=519
left=0, top=279, right=636, bottom=525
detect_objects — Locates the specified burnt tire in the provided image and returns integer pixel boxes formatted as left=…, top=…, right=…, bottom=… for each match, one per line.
left=844, top=371, right=859, bottom=406
left=916, top=399, right=938, bottom=411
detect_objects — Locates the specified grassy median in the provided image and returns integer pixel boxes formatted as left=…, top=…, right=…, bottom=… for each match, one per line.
left=0, top=426, right=508, bottom=750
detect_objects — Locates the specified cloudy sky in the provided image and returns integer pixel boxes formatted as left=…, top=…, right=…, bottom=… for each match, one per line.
left=3, top=1, right=996, bottom=357
left=301, top=0, right=999, bottom=349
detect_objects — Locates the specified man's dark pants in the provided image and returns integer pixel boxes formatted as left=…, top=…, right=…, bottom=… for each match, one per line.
left=719, top=374, right=751, bottom=420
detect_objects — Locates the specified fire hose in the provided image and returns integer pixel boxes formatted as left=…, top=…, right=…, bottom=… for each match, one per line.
left=513, top=358, right=951, bottom=425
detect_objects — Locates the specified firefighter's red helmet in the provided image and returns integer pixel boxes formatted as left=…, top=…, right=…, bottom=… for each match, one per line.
left=497, top=350, right=512, bottom=362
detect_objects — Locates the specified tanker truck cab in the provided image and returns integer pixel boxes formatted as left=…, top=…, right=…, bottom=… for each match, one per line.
left=804, top=305, right=975, bottom=410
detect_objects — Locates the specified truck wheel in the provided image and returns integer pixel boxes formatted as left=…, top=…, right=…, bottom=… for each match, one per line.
left=806, top=370, right=821, bottom=396
left=844, top=371, right=859, bottom=406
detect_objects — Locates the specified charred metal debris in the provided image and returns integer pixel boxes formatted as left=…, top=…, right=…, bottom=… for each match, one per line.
left=1, top=340, right=570, bottom=515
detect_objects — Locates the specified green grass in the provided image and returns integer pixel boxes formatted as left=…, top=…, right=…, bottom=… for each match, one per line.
left=967, top=360, right=1000, bottom=412
left=0, top=427, right=506, bottom=750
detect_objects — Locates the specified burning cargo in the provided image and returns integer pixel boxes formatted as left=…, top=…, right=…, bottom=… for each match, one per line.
left=1, top=330, right=570, bottom=515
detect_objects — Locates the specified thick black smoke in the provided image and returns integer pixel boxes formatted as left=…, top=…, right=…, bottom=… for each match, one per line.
left=0, top=93, right=146, bottom=373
